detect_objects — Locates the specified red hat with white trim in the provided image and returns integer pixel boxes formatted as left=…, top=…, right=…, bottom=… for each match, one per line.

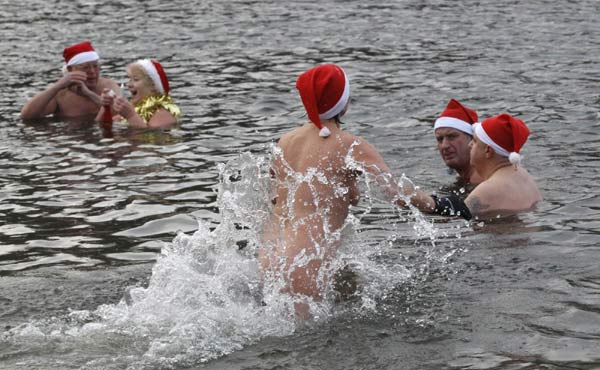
left=473, top=113, right=530, bottom=166
left=135, top=59, right=170, bottom=95
left=434, top=99, right=478, bottom=135
left=295, top=64, right=350, bottom=138
left=63, top=41, right=100, bottom=66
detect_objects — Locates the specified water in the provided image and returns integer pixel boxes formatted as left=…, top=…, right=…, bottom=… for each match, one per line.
left=1, top=0, right=600, bottom=369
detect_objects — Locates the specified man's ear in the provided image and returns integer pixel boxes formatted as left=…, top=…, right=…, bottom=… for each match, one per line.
left=484, top=145, right=494, bottom=158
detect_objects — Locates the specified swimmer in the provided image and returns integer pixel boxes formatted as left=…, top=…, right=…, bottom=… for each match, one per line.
left=21, top=41, right=120, bottom=119
left=433, top=99, right=483, bottom=187
left=97, top=59, right=180, bottom=129
left=420, top=113, right=542, bottom=220
left=259, top=64, right=431, bottom=319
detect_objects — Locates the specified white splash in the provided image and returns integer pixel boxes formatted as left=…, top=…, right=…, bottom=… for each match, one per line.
left=1, top=145, right=460, bottom=369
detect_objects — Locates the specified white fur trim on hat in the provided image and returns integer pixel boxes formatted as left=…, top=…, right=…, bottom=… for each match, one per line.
left=319, top=126, right=331, bottom=137
left=434, top=116, right=473, bottom=135
left=66, top=51, right=100, bottom=66
left=474, top=122, right=510, bottom=157
left=509, top=152, right=522, bottom=165
left=136, top=59, right=164, bottom=95
left=319, top=72, right=350, bottom=120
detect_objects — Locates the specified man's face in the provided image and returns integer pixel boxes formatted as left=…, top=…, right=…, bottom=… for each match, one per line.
left=69, top=61, right=100, bottom=90
left=469, top=133, right=487, bottom=170
left=435, top=127, right=472, bottom=171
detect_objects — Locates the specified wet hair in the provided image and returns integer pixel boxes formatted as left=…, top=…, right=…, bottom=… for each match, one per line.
left=333, top=114, right=345, bottom=125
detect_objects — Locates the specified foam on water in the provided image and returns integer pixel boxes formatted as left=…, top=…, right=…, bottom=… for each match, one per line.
left=1, top=145, right=455, bottom=369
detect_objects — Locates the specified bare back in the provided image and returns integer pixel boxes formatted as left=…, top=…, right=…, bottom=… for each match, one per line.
left=272, top=123, right=360, bottom=230
left=259, top=123, right=364, bottom=301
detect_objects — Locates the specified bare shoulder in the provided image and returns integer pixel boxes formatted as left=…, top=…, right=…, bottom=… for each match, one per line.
left=343, top=133, right=391, bottom=173
left=278, top=127, right=300, bottom=148
left=99, top=77, right=119, bottom=91
left=465, top=181, right=495, bottom=215
left=465, top=194, right=491, bottom=216
left=344, top=133, right=374, bottom=155
left=148, top=108, right=177, bottom=128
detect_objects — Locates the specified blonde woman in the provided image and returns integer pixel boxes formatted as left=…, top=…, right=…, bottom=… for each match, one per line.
left=97, top=59, right=180, bottom=129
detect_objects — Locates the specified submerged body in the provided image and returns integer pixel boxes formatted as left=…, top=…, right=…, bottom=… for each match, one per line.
left=21, top=63, right=119, bottom=120
left=465, top=137, right=542, bottom=218
left=21, top=41, right=120, bottom=120
left=420, top=113, right=543, bottom=220
left=97, top=59, right=180, bottom=130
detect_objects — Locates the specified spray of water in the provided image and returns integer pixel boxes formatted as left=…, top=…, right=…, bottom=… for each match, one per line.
left=0, top=144, right=461, bottom=369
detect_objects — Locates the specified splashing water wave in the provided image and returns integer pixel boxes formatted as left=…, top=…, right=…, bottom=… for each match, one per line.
left=1, top=146, right=457, bottom=369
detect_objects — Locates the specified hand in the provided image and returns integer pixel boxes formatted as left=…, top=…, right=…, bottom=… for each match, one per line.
left=99, top=88, right=116, bottom=106
left=112, top=96, right=135, bottom=119
left=73, top=80, right=95, bottom=98
left=58, top=71, right=87, bottom=90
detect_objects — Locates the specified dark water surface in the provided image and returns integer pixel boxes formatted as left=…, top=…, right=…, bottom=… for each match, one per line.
left=1, top=0, right=600, bottom=369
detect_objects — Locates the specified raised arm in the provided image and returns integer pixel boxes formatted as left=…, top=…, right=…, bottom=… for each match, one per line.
left=20, top=71, right=87, bottom=119
left=348, top=137, right=432, bottom=208
left=347, top=137, right=473, bottom=218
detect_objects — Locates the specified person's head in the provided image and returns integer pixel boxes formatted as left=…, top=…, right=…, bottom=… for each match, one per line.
left=434, top=99, right=478, bottom=172
left=126, top=59, right=170, bottom=105
left=296, top=64, right=350, bottom=138
left=63, top=41, right=100, bottom=90
left=470, top=113, right=530, bottom=170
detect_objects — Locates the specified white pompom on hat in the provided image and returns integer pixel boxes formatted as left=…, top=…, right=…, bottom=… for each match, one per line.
left=434, top=98, right=478, bottom=135
left=473, top=113, right=530, bottom=166
left=63, top=41, right=100, bottom=66
left=135, top=59, right=170, bottom=95
left=295, top=64, right=350, bottom=138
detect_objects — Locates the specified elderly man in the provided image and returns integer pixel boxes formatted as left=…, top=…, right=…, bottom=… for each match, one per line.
left=420, top=113, right=542, bottom=220
left=434, top=99, right=482, bottom=186
left=21, top=41, right=119, bottom=119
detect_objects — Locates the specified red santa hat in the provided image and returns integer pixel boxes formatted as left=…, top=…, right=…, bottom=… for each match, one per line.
left=434, top=99, right=478, bottom=135
left=63, top=41, right=100, bottom=66
left=474, top=113, right=530, bottom=166
left=135, top=59, right=170, bottom=95
left=295, top=64, right=350, bottom=138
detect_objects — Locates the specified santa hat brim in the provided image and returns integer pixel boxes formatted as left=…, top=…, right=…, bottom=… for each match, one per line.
left=136, top=59, right=166, bottom=95
left=66, top=51, right=100, bottom=66
left=434, top=116, right=473, bottom=135
left=474, top=122, right=511, bottom=157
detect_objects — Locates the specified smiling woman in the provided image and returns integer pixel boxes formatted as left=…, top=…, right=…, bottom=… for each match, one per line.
left=96, top=59, right=181, bottom=130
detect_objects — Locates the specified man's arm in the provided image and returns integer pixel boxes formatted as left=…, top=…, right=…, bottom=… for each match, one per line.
left=82, top=77, right=121, bottom=108
left=349, top=137, right=474, bottom=218
left=465, top=194, right=490, bottom=217
left=21, top=84, right=62, bottom=119
left=21, top=71, right=88, bottom=119
left=463, top=183, right=494, bottom=219
left=349, top=137, right=427, bottom=207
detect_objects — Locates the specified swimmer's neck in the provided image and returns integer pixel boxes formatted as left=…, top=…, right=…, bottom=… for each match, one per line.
left=479, top=159, right=513, bottom=180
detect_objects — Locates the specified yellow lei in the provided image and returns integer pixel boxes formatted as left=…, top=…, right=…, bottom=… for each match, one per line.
left=133, top=95, right=181, bottom=123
